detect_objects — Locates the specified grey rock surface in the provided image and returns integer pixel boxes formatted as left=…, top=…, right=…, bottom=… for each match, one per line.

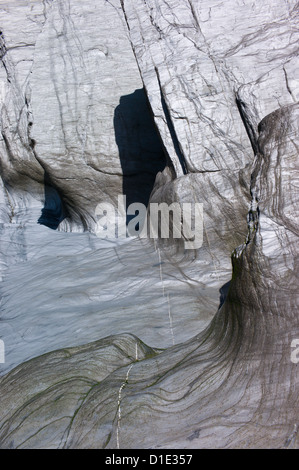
left=122, top=0, right=298, bottom=265
left=0, top=0, right=165, bottom=231
left=0, top=0, right=298, bottom=449
left=1, top=102, right=298, bottom=449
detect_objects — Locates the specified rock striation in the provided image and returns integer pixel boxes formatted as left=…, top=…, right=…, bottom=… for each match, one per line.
left=0, top=0, right=298, bottom=449
left=121, top=0, right=298, bottom=264
left=0, top=0, right=165, bottom=231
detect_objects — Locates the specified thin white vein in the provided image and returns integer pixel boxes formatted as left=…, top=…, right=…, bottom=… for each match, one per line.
left=156, top=244, right=175, bottom=345
left=116, top=364, right=133, bottom=449
left=167, top=293, right=175, bottom=346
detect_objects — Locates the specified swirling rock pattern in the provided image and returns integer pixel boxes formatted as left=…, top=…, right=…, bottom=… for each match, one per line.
left=0, top=0, right=298, bottom=449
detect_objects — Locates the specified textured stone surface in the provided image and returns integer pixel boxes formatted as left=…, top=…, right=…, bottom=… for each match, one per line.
left=122, top=0, right=298, bottom=173
left=121, top=0, right=298, bottom=265
left=0, top=0, right=298, bottom=450
left=1, top=103, right=298, bottom=449
left=0, top=0, right=165, bottom=231
left=0, top=227, right=221, bottom=375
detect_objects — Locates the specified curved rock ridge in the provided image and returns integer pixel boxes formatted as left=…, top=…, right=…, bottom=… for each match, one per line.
left=0, top=104, right=298, bottom=449
left=0, top=333, right=160, bottom=449
left=0, top=228, right=222, bottom=375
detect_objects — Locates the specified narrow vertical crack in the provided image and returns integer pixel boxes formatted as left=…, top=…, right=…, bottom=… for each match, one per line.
left=283, top=66, right=296, bottom=102
left=235, top=94, right=259, bottom=156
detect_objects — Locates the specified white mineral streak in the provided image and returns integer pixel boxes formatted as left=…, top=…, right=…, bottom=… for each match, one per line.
left=0, top=0, right=298, bottom=450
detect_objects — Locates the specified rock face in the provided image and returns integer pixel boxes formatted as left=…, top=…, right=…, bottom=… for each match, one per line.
left=0, top=0, right=298, bottom=449
left=122, top=0, right=298, bottom=264
left=0, top=0, right=165, bottom=230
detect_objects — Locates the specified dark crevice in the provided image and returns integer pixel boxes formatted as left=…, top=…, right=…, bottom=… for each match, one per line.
left=218, top=280, right=231, bottom=310
left=38, top=170, right=67, bottom=230
left=155, top=67, right=188, bottom=175
left=114, top=88, right=166, bottom=220
left=23, top=99, right=68, bottom=230
left=235, top=96, right=259, bottom=155
left=0, top=32, right=11, bottom=83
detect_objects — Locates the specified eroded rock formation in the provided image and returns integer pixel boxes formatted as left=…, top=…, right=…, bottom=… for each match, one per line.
left=0, top=0, right=166, bottom=230
left=0, top=0, right=298, bottom=449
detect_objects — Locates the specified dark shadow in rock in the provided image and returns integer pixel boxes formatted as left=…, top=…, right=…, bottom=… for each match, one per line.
left=38, top=171, right=66, bottom=229
left=114, top=88, right=166, bottom=222
left=218, top=280, right=231, bottom=310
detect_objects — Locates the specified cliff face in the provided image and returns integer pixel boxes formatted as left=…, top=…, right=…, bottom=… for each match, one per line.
left=0, top=0, right=166, bottom=230
left=121, top=0, right=298, bottom=264
left=0, top=0, right=298, bottom=449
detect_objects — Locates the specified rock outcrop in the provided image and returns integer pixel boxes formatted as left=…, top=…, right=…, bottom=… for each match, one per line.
left=121, top=0, right=298, bottom=264
left=0, top=0, right=298, bottom=449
